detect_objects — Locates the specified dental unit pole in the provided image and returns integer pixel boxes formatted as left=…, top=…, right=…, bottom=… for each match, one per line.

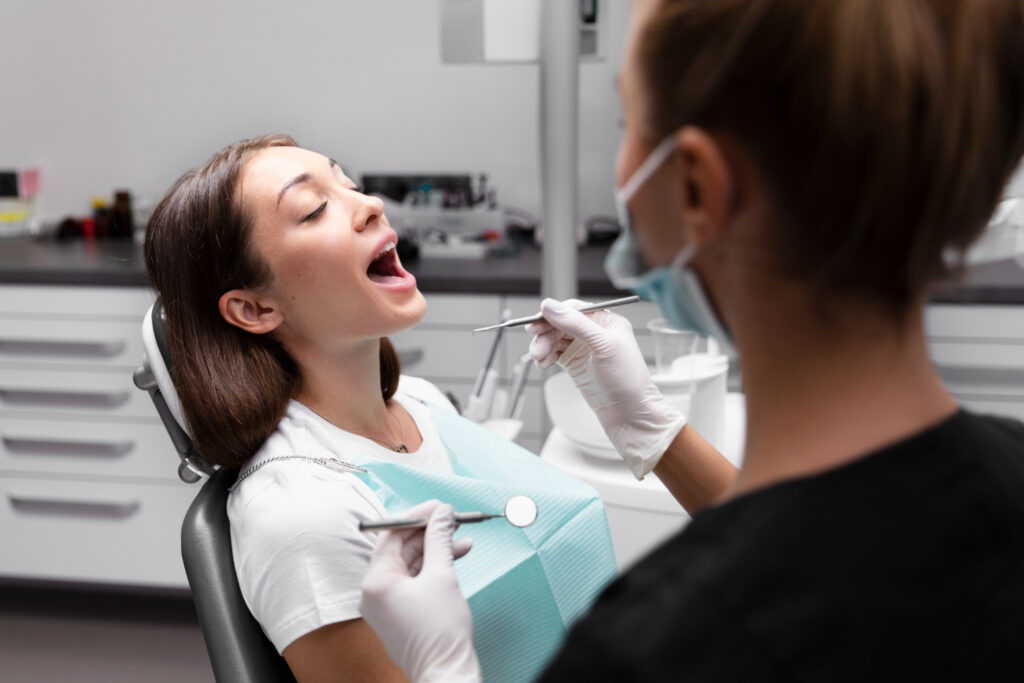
left=539, top=0, right=580, bottom=303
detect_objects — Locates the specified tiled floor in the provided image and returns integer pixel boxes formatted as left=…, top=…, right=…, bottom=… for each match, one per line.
left=0, top=584, right=214, bottom=683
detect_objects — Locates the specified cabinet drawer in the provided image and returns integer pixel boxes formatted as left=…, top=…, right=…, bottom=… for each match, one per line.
left=0, top=417, right=178, bottom=480
left=0, top=285, right=154, bottom=319
left=926, top=304, right=1024, bottom=340
left=0, top=318, right=144, bottom=368
left=954, top=395, right=1024, bottom=423
left=929, top=339, right=1024, bottom=372
left=0, top=475, right=196, bottom=589
left=390, top=328, right=496, bottom=380
left=0, top=367, right=152, bottom=418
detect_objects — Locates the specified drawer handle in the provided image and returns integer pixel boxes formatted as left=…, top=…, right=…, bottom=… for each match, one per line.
left=0, top=339, right=127, bottom=358
left=0, top=388, right=131, bottom=409
left=935, top=364, right=1024, bottom=386
left=8, top=494, right=141, bottom=518
left=397, top=348, right=425, bottom=368
left=2, top=435, right=134, bottom=457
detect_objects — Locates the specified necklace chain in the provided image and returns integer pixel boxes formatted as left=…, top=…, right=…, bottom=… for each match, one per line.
left=363, top=405, right=409, bottom=453
left=229, top=455, right=367, bottom=492
left=306, top=401, right=409, bottom=453
left=230, top=403, right=410, bottom=491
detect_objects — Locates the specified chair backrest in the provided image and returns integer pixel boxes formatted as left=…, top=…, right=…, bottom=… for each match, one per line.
left=134, top=300, right=215, bottom=483
left=135, top=298, right=296, bottom=683
left=183, top=468, right=296, bottom=683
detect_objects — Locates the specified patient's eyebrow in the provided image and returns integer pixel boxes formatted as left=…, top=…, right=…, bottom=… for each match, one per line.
left=277, top=173, right=311, bottom=209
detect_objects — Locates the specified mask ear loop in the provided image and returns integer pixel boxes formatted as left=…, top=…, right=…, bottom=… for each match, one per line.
left=671, top=243, right=699, bottom=270
left=617, top=136, right=679, bottom=203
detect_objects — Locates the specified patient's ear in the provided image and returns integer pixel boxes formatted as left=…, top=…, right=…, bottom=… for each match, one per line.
left=218, top=289, right=283, bottom=335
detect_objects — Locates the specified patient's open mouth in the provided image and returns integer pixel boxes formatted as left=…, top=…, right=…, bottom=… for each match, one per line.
left=367, top=241, right=414, bottom=289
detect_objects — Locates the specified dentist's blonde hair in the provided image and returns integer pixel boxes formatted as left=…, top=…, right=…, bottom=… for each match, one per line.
left=638, top=0, right=1024, bottom=313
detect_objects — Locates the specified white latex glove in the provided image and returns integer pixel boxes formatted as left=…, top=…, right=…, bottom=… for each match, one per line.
left=527, top=298, right=686, bottom=479
left=360, top=500, right=481, bottom=683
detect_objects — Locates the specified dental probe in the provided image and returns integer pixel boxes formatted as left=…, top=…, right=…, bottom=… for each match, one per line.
left=472, top=295, right=641, bottom=333
left=359, top=512, right=503, bottom=532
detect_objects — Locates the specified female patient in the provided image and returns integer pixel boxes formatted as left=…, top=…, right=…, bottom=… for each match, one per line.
left=144, top=134, right=614, bottom=683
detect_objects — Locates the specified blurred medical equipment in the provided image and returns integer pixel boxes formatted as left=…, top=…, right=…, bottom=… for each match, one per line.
left=359, top=494, right=538, bottom=531
left=463, top=308, right=508, bottom=422
left=0, top=166, right=39, bottom=238
left=504, top=353, right=532, bottom=419
left=473, top=295, right=640, bottom=333
left=439, top=0, right=603, bottom=63
left=133, top=300, right=296, bottom=683
left=368, top=173, right=514, bottom=260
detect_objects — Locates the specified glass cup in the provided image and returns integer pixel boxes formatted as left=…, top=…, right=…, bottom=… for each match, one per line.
left=646, top=318, right=700, bottom=377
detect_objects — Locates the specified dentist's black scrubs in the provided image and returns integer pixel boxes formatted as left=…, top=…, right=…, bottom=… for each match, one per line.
left=540, top=410, right=1024, bottom=681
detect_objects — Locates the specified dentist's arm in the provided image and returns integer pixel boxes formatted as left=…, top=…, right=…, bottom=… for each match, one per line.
left=528, top=299, right=736, bottom=515
left=360, top=502, right=481, bottom=683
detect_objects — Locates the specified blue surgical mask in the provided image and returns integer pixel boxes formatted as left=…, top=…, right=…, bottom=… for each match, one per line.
left=605, top=136, right=735, bottom=356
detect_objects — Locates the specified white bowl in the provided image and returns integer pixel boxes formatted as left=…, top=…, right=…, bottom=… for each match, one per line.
left=543, top=372, right=620, bottom=460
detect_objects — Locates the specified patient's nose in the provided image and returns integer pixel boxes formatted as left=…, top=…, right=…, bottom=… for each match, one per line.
left=353, top=194, right=384, bottom=232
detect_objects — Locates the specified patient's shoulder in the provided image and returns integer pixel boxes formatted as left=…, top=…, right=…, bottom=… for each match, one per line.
left=397, top=375, right=457, bottom=413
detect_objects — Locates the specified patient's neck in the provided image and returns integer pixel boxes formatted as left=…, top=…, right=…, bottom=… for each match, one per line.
left=291, top=337, right=394, bottom=437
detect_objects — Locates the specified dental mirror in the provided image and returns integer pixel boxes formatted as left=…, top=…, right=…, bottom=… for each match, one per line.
left=502, top=495, right=538, bottom=528
left=359, top=495, right=538, bottom=531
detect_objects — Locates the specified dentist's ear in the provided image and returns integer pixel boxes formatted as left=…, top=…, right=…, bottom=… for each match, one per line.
left=219, top=290, right=283, bottom=335
left=674, top=126, right=735, bottom=248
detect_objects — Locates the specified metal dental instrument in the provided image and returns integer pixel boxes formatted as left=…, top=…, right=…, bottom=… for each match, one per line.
left=472, top=295, right=641, bottom=333
left=359, top=495, right=539, bottom=531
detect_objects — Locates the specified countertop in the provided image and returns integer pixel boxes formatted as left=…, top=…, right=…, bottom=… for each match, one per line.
left=1, top=237, right=1024, bottom=303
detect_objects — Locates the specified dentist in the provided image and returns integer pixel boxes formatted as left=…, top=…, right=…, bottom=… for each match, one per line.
left=361, top=0, right=1024, bottom=680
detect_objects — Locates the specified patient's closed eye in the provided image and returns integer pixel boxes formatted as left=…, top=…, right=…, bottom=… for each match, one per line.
left=303, top=201, right=327, bottom=222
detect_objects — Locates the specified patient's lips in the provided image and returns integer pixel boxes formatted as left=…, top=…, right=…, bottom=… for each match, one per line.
left=367, top=241, right=417, bottom=291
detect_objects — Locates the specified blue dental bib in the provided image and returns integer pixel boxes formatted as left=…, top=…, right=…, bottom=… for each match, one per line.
left=355, top=405, right=617, bottom=683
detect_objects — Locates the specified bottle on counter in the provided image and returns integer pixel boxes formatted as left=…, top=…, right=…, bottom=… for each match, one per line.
left=92, top=196, right=113, bottom=238
left=110, top=190, right=134, bottom=239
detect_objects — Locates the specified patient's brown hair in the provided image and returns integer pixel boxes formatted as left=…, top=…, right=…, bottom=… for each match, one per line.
left=145, top=134, right=401, bottom=467
left=639, top=0, right=1024, bottom=313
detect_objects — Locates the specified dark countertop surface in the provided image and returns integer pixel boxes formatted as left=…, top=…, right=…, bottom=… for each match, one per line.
left=1, top=237, right=1023, bottom=304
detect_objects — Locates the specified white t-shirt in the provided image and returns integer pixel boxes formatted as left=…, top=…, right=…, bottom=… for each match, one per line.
left=227, top=375, right=456, bottom=653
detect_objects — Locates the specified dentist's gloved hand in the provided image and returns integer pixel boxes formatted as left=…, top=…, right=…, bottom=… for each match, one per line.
left=527, top=298, right=686, bottom=479
left=360, top=500, right=481, bottom=683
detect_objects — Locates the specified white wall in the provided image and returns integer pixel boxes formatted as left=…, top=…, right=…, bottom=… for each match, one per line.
left=0, top=0, right=631, bottom=225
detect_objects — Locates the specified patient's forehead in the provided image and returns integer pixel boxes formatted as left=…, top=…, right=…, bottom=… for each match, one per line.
left=239, top=146, right=327, bottom=207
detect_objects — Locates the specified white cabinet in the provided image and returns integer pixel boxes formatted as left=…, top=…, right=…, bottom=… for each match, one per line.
left=926, top=304, right=1024, bottom=422
left=0, top=284, right=196, bottom=590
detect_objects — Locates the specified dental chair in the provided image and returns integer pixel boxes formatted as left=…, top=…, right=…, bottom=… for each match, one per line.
left=134, top=300, right=296, bottom=683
